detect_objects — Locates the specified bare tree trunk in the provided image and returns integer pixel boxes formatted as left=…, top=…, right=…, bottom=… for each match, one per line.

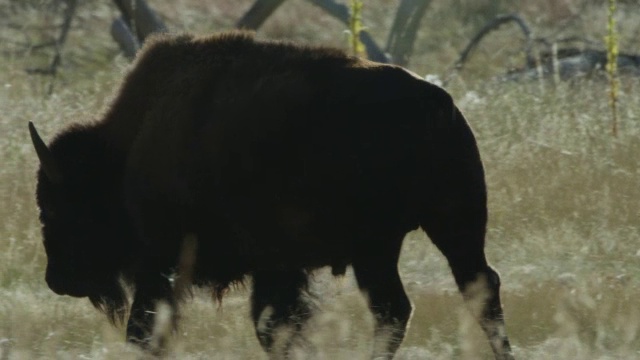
left=234, top=0, right=389, bottom=63
left=385, top=0, right=431, bottom=67
left=111, top=0, right=167, bottom=59
left=236, top=0, right=287, bottom=30
left=111, top=17, right=141, bottom=59
left=112, top=0, right=167, bottom=42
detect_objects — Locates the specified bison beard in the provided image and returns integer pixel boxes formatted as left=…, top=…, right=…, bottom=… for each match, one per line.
left=30, top=31, right=514, bottom=359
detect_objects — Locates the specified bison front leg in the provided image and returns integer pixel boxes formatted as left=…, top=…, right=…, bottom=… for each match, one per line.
left=126, top=271, right=177, bottom=355
left=250, top=270, right=312, bottom=358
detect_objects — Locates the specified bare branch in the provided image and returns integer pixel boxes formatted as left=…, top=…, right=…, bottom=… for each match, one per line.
left=453, top=13, right=533, bottom=72
left=110, top=0, right=167, bottom=58
left=385, top=0, right=431, bottom=67
left=112, top=0, right=167, bottom=43
left=111, top=17, right=141, bottom=60
left=236, top=0, right=287, bottom=30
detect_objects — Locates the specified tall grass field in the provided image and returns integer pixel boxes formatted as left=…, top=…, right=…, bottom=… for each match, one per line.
left=1, top=0, right=639, bottom=358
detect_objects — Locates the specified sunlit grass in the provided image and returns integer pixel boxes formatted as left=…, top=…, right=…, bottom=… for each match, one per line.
left=1, top=1, right=640, bottom=359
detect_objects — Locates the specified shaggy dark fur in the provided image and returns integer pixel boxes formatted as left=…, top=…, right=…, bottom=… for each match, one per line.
left=31, top=31, right=513, bottom=359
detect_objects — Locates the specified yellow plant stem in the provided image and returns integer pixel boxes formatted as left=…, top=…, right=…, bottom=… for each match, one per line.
left=349, top=0, right=366, bottom=57
left=606, top=0, right=619, bottom=137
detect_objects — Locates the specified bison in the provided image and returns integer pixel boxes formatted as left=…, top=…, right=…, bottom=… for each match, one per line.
left=30, top=31, right=514, bottom=359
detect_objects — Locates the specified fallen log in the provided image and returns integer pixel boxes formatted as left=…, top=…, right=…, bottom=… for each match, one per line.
left=502, top=48, right=640, bottom=81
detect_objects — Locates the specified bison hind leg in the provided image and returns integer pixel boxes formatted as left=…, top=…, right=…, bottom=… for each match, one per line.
left=422, top=210, right=514, bottom=360
left=250, top=270, right=313, bottom=357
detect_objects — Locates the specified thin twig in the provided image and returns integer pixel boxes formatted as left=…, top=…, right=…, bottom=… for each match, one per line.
left=25, top=0, right=77, bottom=79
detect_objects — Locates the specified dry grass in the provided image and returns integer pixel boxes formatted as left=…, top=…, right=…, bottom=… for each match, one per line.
left=1, top=0, right=640, bottom=359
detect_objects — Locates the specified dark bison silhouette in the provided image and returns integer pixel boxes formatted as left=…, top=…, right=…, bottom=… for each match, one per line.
left=29, top=31, right=513, bottom=359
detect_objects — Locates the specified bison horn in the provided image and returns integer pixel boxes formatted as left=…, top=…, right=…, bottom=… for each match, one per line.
left=28, top=122, right=63, bottom=183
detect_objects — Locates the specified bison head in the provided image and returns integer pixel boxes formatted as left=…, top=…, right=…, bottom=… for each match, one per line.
left=30, top=122, right=133, bottom=322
